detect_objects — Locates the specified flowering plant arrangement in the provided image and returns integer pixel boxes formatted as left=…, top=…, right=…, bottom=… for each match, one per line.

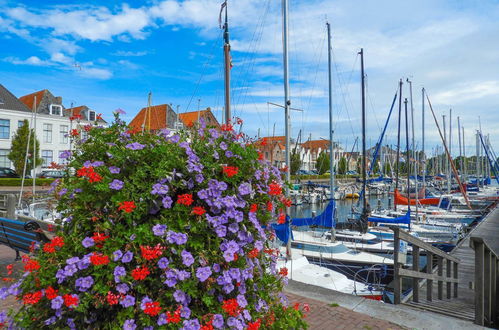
left=0, top=113, right=307, bottom=329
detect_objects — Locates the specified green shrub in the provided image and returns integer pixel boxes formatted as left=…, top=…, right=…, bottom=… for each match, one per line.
left=0, top=178, right=55, bottom=186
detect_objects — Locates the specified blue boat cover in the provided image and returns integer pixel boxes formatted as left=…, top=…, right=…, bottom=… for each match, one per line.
left=368, top=210, right=411, bottom=225
left=291, top=200, right=336, bottom=228
left=271, top=222, right=293, bottom=244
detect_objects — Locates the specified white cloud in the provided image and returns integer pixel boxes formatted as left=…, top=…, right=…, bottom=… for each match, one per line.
left=112, top=50, right=150, bottom=57
left=3, top=56, right=53, bottom=66
left=79, top=67, right=113, bottom=80
left=433, top=81, right=499, bottom=105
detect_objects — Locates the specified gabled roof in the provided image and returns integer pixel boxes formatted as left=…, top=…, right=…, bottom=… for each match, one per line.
left=302, top=139, right=330, bottom=151
left=64, top=105, right=88, bottom=117
left=0, top=84, right=31, bottom=112
left=257, top=136, right=286, bottom=145
left=19, top=89, right=46, bottom=110
left=129, top=104, right=171, bottom=131
left=178, top=109, right=219, bottom=127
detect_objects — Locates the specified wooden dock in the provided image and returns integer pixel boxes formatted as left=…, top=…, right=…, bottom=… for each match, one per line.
left=403, top=204, right=499, bottom=322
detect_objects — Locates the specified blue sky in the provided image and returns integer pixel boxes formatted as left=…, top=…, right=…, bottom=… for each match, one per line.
left=1, top=0, right=499, bottom=156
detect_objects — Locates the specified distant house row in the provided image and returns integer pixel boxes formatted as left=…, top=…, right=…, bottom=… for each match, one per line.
left=0, top=84, right=106, bottom=174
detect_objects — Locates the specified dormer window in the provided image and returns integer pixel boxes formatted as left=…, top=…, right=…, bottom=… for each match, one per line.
left=88, top=110, right=96, bottom=121
left=50, top=104, right=62, bottom=116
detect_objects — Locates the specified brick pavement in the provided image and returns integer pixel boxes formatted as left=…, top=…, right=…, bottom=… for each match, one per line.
left=286, top=293, right=406, bottom=330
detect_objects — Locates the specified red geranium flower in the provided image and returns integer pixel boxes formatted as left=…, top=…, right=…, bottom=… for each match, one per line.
left=118, top=201, right=136, bottom=213
left=22, top=291, right=43, bottom=305
left=177, top=194, right=194, bottom=206
left=92, top=232, right=109, bottom=247
left=140, top=245, right=163, bottom=260
left=63, top=294, right=79, bottom=308
left=279, top=267, right=288, bottom=277
left=131, top=266, right=150, bottom=280
left=43, top=243, right=56, bottom=253
left=257, top=152, right=264, bottom=160
left=249, top=203, right=258, bottom=213
left=45, top=286, right=58, bottom=300
left=266, top=201, right=273, bottom=211
left=260, top=138, right=267, bottom=146
left=144, top=301, right=161, bottom=316
left=192, top=206, right=206, bottom=216
left=222, top=298, right=240, bottom=316
left=268, top=182, right=282, bottom=196
left=221, top=123, right=233, bottom=132
left=51, top=236, right=64, bottom=248
left=6, top=264, right=13, bottom=276
left=247, top=319, right=262, bottom=330
left=106, top=291, right=119, bottom=305
left=24, top=259, right=40, bottom=272
left=70, top=129, right=79, bottom=137
left=248, top=248, right=259, bottom=259
left=222, top=166, right=238, bottom=178
left=166, top=306, right=182, bottom=324
left=277, top=213, right=286, bottom=224
left=89, top=252, right=110, bottom=266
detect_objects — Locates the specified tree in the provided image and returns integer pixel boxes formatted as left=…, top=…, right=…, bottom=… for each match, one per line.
left=338, top=156, right=347, bottom=175
left=290, top=151, right=301, bottom=175
left=8, top=120, right=42, bottom=175
left=315, top=151, right=330, bottom=174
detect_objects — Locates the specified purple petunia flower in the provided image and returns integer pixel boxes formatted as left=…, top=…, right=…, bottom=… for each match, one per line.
left=120, top=295, right=136, bottom=308
left=215, top=226, right=227, bottom=238
left=238, top=182, right=252, bottom=196
left=59, top=150, right=71, bottom=159
left=114, top=266, right=126, bottom=282
left=75, top=276, right=94, bottom=292
left=122, top=251, right=133, bottom=263
left=125, top=142, right=145, bottom=150
left=157, top=257, right=169, bottom=269
left=182, top=319, right=201, bottom=329
left=162, top=196, right=173, bottom=208
left=123, top=319, right=136, bottom=330
left=116, top=283, right=129, bottom=294
left=173, top=289, right=188, bottom=304
left=44, top=317, right=56, bottom=326
left=109, top=179, right=124, bottom=190
left=109, top=166, right=121, bottom=174
left=181, top=306, right=191, bottom=318
left=58, top=188, right=68, bottom=197
left=151, top=183, right=169, bottom=195
left=237, top=294, right=248, bottom=308
left=67, top=318, right=76, bottom=329
left=82, top=237, right=94, bottom=248
left=152, top=224, right=167, bottom=236
left=167, top=231, right=188, bottom=245
left=219, top=142, right=227, bottom=150
left=157, top=313, right=167, bottom=326
left=181, top=250, right=194, bottom=267
left=177, top=270, right=191, bottom=281
left=212, top=314, right=224, bottom=328
left=196, top=266, right=212, bottom=282
left=113, top=250, right=123, bottom=261
left=51, top=296, right=63, bottom=310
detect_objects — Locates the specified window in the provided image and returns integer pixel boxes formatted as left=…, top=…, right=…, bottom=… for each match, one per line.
left=50, top=104, right=62, bottom=116
left=18, top=120, right=25, bottom=128
left=88, top=110, right=96, bottom=121
left=41, top=150, right=53, bottom=167
left=43, top=123, right=52, bottom=143
left=60, top=125, right=68, bottom=144
left=59, top=150, right=68, bottom=165
left=0, top=150, right=9, bottom=167
left=0, top=98, right=4, bottom=105
left=0, top=119, right=10, bottom=139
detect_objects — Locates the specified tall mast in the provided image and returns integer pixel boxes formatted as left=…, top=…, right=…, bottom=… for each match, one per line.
left=462, top=126, right=466, bottom=180
left=327, top=22, right=334, bottom=201
left=404, top=98, right=411, bottom=217
left=359, top=48, right=367, bottom=215
left=448, top=109, right=452, bottom=193
left=282, top=0, right=291, bottom=190
left=422, top=88, right=426, bottom=195
left=442, top=114, right=447, bottom=189
left=222, top=0, right=231, bottom=125
left=458, top=116, right=463, bottom=180
left=407, top=79, right=417, bottom=219
left=394, top=79, right=403, bottom=211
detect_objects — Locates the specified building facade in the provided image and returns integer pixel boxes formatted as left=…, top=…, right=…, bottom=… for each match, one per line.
left=0, top=84, right=106, bottom=175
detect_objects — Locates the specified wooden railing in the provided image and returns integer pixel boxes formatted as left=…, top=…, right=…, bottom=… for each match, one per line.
left=471, top=236, right=498, bottom=327
left=390, top=226, right=460, bottom=305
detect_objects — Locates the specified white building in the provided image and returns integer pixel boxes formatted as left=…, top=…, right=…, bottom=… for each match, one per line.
left=0, top=84, right=106, bottom=175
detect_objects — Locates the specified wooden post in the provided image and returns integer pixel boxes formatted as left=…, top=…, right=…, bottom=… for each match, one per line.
left=453, top=262, right=458, bottom=298
left=490, top=254, right=498, bottom=326
left=475, top=241, right=484, bottom=326
left=393, top=228, right=401, bottom=304
left=412, top=245, right=420, bottom=302
left=438, top=256, right=443, bottom=300
left=6, top=194, right=16, bottom=219
left=427, top=252, right=433, bottom=301
left=446, top=259, right=452, bottom=299
left=484, top=250, right=491, bottom=324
